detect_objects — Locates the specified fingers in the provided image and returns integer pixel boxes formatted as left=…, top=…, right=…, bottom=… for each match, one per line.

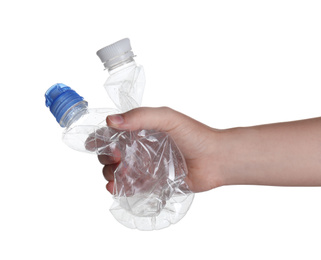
left=102, top=163, right=118, bottom=181
left=99, top=161, right=118, bottom=195
left=107, top=107, right=184, bottom=132
left=97, top=144, right=121, bottom=164
left=98, top=151, right=120, bottom=195
left=99, top=151, right=120, bottom=195
left=106, top=181, right=114, bottom=194
left=98, top=154, right=119, bottom=165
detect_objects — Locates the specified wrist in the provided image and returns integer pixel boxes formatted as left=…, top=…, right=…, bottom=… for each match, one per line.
left=217, top=126, right=260, bottom=186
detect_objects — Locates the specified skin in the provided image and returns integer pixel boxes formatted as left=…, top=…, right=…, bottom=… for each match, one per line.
left=97, top=107, right=321, bottom=194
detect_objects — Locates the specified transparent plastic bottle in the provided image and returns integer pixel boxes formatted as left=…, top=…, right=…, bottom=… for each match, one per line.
left=45, top=39, right=194, bottom=230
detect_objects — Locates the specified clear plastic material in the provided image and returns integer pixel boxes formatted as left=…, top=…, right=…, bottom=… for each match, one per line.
left=45, top=39, right=194, bottom=230
left=65, top=118, right=194, bottom=230
left=104, top=61, right=145, bottom=112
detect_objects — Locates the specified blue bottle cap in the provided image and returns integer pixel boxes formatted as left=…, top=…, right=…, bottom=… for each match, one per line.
left=45, top=83, right=85, bottom=125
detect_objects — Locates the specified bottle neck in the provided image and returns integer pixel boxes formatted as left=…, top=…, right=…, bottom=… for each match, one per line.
left=108, top=58, right=136, bottom=73
left=59, top=100, right=88, bottom=128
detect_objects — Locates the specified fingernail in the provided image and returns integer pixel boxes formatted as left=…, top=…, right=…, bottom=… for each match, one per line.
left=108, top=114, right=124, bottom=125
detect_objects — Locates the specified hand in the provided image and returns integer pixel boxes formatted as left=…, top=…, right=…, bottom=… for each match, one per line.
left=98, top=107, right=224, bottom=193
left=98, top=107, right=321, bottom=193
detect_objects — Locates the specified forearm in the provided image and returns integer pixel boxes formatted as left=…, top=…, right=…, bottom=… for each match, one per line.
left=220, top=117, right=321, bottom=186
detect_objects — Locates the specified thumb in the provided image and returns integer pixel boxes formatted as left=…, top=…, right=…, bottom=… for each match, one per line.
left=106, top=107, right=182, bottom=132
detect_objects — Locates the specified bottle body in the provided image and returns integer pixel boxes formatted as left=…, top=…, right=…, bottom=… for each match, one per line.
left=104, top=61, right=145, bottom=112
left=61, top=105, right=118, bottom=153
left=60, top=101, right=194, bottom=230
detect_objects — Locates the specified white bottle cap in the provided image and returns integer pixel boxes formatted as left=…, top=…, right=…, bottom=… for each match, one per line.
left=96, top=38, right=134, bottom=70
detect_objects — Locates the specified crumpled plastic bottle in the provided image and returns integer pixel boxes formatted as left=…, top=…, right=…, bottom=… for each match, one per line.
left=44, top=39, right=194, bottom=230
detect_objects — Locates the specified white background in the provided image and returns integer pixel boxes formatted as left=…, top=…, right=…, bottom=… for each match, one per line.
left=1, top=0, right=321, bottom=259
